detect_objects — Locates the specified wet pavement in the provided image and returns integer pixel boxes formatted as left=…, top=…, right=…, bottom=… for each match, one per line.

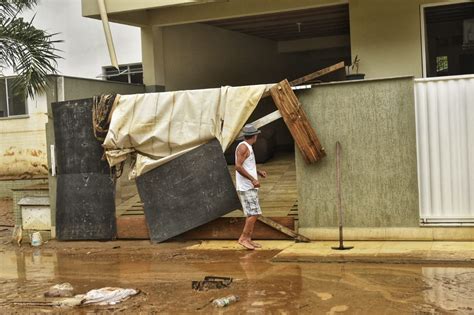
left=1, top=243, right=474, bottom=314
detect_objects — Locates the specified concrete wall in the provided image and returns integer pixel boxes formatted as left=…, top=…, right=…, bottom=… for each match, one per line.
left=296, top=77, right=420, bottom=238
left=63, top=77, right=145, bottom=100
left=349, top=0, right=468, bottom=79
left=0, top=179, right=47, bottom=199
left=161, top=23, right=287, bottom=91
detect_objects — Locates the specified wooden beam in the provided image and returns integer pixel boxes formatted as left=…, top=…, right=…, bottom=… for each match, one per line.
left=270, top=79, right=326, bottom=164
left=116, top=215, right=295, bottom=240
left=257, top=215, right=310, bottom=242
left=260, top=61, right=345, bottom=98
left=177, top=216, right=294, bottom=240
left=239, top=110, right=282, bottom=136
left=289, top=61, right=345, bottom=86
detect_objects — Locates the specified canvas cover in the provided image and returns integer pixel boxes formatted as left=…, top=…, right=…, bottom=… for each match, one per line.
left=102, top=85, right=266, bottom=177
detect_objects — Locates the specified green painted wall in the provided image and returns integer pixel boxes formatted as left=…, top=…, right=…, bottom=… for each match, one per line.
left=296, top=77, right=419, bottom=228
left=0, top=178, right=47, bottom=199
left=63, top=77, right=145, bottom=100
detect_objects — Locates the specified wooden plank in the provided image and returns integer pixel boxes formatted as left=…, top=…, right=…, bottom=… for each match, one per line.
left=261, top=61, right=345, bottom=98
left=289, top=61, right=345, bottom=86
left=238, top=110, right=282, bottom=136
left=270, top=79, right=326, bottom=164
left=116, top=216, right=295, bottom=240
left=177, top=216, right=294, bottom=240
left=256, top=215, right=310, bottom=242
left=116, top=215, right=149, bottom=239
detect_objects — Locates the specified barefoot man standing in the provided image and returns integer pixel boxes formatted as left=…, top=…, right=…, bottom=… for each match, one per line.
left=235, top=124, right=267, bottom=250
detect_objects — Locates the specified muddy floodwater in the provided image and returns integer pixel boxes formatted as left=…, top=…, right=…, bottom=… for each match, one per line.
left=1, top=244, right=474, bottom=314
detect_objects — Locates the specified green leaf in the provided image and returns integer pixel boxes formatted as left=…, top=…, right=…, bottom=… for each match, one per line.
left=0, top=3, right=62, bottom=98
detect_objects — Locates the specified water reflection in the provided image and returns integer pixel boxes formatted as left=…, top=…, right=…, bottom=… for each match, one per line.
left=0, top=249, right=473, bottom=313
left=423, top=267, right=474, bottom=313
left=0, top=250, right=57, bottom=282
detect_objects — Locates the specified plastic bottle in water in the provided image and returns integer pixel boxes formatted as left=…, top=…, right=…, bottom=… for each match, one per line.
left=212, top=295, right=240, bottom=307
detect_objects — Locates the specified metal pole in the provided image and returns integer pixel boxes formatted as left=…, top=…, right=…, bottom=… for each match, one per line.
left=332, top=141, right=353, bottom=250
left=97, top=0, right=119, bottom=69
left=336, top=141, right=343, bottom=247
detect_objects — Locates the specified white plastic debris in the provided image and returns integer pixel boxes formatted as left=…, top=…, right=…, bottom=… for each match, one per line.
left=79, top=287, right=139, bottom=305
left=30, top=231, right=43, bottom=247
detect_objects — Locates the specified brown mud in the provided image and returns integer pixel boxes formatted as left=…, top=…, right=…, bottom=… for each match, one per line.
left=1, top=229, right=473, bottom=314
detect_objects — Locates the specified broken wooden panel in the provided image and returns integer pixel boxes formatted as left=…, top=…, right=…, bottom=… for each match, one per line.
left=52, top=98, right=110, bottom=175
left=116, top=215, right=150, bottom=239
left=136, top=139, right=242, bottom=243
left=270, top=79, right=326, bottom=163
left=56, top=173, right=116, bottom=240
left=116, top=216, right=294, bottom=240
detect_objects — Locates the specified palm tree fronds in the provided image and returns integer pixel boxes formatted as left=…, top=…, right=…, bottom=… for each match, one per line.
left=0, top=0, right=37, bottom=19
left=0, top=13, right=62, bottom=98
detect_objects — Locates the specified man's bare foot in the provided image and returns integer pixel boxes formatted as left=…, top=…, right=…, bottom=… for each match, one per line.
left=238, top=239, right=255, bottom=250
left=250, top=240, right=261, bottom=248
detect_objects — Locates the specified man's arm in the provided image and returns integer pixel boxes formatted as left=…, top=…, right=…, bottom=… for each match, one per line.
left=235, top=144, right=260, bottom=188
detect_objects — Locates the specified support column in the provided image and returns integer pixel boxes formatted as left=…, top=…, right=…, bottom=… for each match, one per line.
left=141, top=26, right=166, bottom=92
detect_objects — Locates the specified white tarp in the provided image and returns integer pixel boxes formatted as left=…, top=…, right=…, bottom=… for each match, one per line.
left=103, top=85, right=266, bottom=178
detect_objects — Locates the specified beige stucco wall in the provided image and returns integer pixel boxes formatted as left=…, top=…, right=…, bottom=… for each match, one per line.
left=160, top=23, right=287, bottom=91
left=0, top=94, right=50, bottom=180
left=150, top=23, right=349, bottom=91
left=143, top=0, right=470, bottom=83
left=349, top=0, right=468, bottom=79
left=84, top=0, right=471, bottom=81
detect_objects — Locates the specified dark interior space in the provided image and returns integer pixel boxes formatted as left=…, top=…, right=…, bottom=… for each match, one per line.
left=425, top=2, right=474, bottom=77
left=210, top=5, right=350, bottom=164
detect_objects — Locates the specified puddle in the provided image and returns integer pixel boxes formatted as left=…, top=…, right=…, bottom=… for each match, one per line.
left=0, top=249, right=473, bottom=313
left=327, top=305, right=349, bottom=314
left=314, top=291, right=333, bottom=301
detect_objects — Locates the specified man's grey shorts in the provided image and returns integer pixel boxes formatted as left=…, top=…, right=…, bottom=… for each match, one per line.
left=238, top=189, right=262, bottom=217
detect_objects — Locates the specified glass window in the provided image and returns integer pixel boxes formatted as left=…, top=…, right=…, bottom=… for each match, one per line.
left=7, top=78, right=27, bottom=116
left=0, top=79, right=7, bottom=117
left=0, top=78, right=27, bottom=117
left=424, top=3, right=474, bottom=77
left=102, top=63, right=143, bottom=84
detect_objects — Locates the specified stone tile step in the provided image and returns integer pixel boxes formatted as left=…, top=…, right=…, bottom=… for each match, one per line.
left=271, top=241, right=474, bottom=264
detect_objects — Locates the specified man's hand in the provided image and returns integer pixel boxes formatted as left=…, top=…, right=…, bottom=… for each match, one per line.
left=258, top=170, right=267, bottom=178
left=251, top=179, right=261, bottom=188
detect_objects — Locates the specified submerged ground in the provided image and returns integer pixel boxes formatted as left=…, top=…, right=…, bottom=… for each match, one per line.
left=0, top=228, right=473, bottom=314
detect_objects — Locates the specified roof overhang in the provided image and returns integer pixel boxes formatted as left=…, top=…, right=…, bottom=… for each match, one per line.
left=81, top=0, right=348, bottom=27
